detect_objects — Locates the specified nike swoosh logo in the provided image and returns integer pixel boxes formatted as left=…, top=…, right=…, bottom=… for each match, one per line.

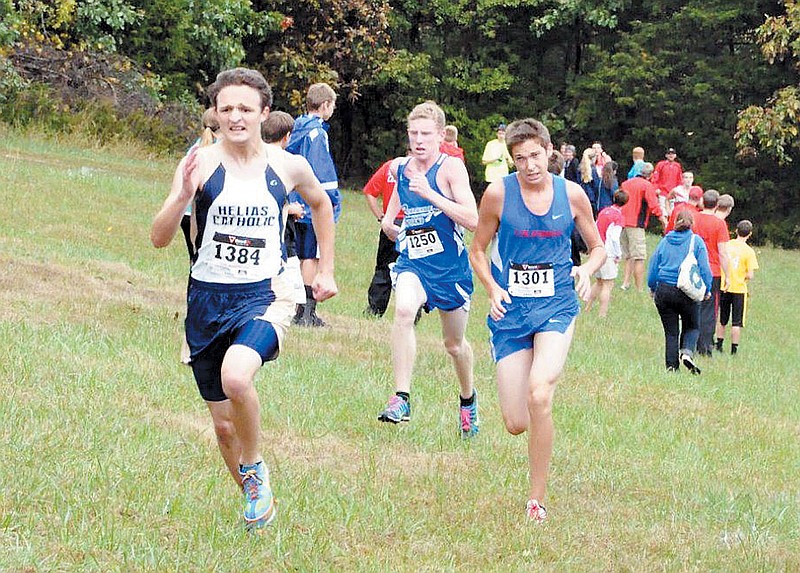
left=552, top=214, right=564, bottom=220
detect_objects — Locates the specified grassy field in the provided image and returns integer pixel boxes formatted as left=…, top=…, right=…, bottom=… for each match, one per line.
left=1, top=128, right=798, bottom=572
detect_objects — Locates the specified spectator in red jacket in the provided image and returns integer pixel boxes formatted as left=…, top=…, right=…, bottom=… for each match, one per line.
left=651, top=147, right=683, bottom=217
left=619, top=162, right=667, bottom=291
left=364, top=159, right=403, bottom=317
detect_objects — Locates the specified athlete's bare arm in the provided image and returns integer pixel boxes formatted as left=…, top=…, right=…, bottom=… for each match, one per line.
left=287, top=154, right=337, bottom=302
left=151, top=148, right=202, bottom=248
left=469, top=180, right=509, bottom=321
left=409, top=157, right=478, bottom=231
left=380, top=159, right=404, bottom=241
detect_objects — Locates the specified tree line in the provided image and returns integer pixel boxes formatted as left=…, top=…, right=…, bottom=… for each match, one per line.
left=1, top=0, right=799, bottom=247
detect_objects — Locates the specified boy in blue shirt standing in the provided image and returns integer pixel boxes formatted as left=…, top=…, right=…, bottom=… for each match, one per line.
left=287, top=83, right=341, bottom=326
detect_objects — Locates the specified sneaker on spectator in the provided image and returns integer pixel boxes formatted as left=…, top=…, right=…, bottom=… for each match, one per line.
left=680, top=352, right=702, bottom=375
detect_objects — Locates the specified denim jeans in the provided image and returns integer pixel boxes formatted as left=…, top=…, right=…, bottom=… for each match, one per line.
left=654, top=283, right=700, bottom=370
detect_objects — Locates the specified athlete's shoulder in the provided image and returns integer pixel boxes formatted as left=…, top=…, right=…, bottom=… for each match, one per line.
left=563, top=177, right=586, bottom=199
left=267, top=144, right=313, bottom=185
left=193, top=143, right=224, bottom=184
left=389, top=156, right=410, bottom=175
left=480, top=177, right=507, bottom=210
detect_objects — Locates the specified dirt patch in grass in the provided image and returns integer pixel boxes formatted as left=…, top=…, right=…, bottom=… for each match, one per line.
left=0, top=255, right=181, bottom=324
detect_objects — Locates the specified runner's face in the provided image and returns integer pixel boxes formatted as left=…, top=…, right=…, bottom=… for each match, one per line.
left=407, top=118, right=443, bottom=161
left=215, top=85, right=268, bottom=143
left=512, top=139, right=552, bottom=187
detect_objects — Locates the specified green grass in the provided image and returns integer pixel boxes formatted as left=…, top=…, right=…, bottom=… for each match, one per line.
left=1, top=127, right=798, bottom=572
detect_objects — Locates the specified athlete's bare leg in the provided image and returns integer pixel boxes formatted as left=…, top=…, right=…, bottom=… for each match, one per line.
left=495, top=322, right=575, bottom=502
left=391, top=272, right=427, bottom=392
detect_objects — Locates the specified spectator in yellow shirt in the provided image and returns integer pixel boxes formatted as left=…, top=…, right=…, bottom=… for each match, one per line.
left=715, top=220, right=759, bottom=355
left=481, top=123, right=514, bottom=183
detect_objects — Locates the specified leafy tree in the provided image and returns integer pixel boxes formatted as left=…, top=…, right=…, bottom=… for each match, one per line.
left=1, top=0, right=141, bottom=51
left=736, top=0, right=800, bottom=164
left=252, top=0, right=394, bottom=176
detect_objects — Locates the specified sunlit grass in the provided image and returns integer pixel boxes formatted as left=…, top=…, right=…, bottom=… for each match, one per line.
left=1, top=130, right=798, bottom=571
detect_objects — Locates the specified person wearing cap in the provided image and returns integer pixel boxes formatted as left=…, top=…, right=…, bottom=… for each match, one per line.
left=481, top=123, right=514, bottom=183
left=651, top=148, right=683, bottom=217
left=665, top=185, right=703, bottom=233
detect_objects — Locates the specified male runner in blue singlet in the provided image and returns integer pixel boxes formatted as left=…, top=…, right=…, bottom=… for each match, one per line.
left=151, top=68, right=337, bottom=531
left=377, top=101, right=480, bottom=439
left=469, top=118, right=605, bottom=523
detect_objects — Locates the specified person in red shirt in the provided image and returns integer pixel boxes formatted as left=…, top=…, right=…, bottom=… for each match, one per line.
left=586, top=189, right=628, bottom=316
left=439, top=125, right=466, bottom=162
left=364, top=159, right=404, bottom=316
left=619, top=162, right=668, bottom=291
left=665, top=185, right=703, bottom=233
left=651, top=148, right=683, bottom=216
left=691, top=190, right=731, bottom=356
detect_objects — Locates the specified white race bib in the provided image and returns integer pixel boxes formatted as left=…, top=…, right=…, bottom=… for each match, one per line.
left=406, top=227, right=444, bottom=260
left=211, top=232, right=264, bottom=277
left=508, top=262, right=554, bottom=298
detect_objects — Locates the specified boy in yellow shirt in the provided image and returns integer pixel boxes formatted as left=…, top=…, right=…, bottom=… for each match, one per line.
left=715, top=220, right=759, bottom=354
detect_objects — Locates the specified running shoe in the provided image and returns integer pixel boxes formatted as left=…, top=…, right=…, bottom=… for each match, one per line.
left=239, top=461, right=276, bottom=530
left=377, top=395, right=410, bottom=424
left=460, top=391, right=479, bottom=439
left=680, top=352, right=702, bottom=375
left=526, top=499, right=548, bottom=523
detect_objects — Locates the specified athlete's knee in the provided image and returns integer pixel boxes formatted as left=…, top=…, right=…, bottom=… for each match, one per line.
left=220, top=368, right=255, bottom=401
left=212, top=416, right=237, bottom=446
left=394, top=303, right=420, bottom=326
left=527, top=383, right=554, bottom=416
left=443, top=336, right=469, bottom=358
left=501, top=411, right=528, bottom=435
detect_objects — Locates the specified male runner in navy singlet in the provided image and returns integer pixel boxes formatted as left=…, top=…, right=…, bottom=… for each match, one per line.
left=151, top=68, right=337, bottom=531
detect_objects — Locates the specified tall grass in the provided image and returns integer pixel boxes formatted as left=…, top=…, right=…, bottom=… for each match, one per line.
left=1, top=129, right=798, bottom=572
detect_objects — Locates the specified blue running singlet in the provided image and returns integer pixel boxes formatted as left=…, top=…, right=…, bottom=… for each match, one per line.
left=392, top=155, right=473, bottom=311
left=488, top=174, right=578, bottom=361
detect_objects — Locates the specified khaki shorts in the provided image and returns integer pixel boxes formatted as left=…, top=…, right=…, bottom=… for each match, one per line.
left=620, top=227, right=646, bottom=260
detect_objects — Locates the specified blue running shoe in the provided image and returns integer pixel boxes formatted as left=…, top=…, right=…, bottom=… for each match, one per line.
left=460, top=391, right=479, bottom=439
left=239, top=461, right=276, bottom=530
left=377, top=395, right=410, bottom=424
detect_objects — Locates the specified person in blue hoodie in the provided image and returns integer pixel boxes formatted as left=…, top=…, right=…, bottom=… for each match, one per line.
left=647, top=210, right=712, bottom=374
left=286, top=83, right=342, bottom=327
